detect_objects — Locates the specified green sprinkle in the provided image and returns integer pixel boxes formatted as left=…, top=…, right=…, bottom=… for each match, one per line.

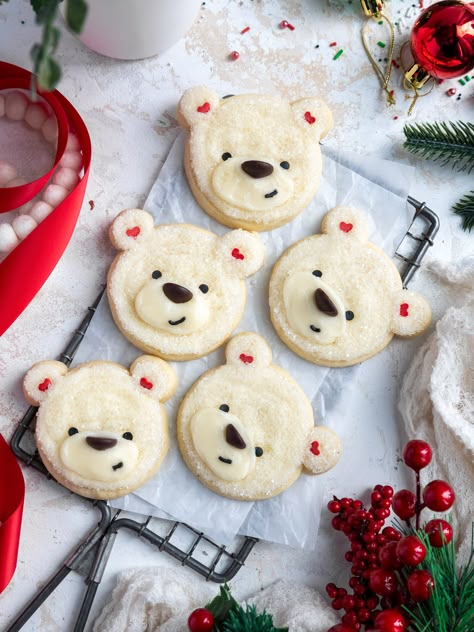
left=378, top=20, right=383, bottom=24
left=377, top=41, right=386, bottom=48
left=333, top=49, right=344, bottom=60
left=465, top=75, right=471, bottom=82
left=459, top=78, right=466, bottom=85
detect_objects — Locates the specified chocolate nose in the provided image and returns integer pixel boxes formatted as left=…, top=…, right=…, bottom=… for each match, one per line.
left=86, top=436, right=118, bottom=451
left=163, top=282, right=193, bottom=304
left=241, top=160, right=274, bottom=179
left=225, top=424, right=246, bottom=450
left=314, top=288, right=338, bottom=317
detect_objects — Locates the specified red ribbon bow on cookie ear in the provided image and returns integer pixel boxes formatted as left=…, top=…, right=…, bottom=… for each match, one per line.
left=0, top=434, right=25, bottom=594
left=0, top=61, right=91, bottom=336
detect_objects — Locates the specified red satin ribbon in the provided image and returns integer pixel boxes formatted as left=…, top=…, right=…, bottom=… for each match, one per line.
left=0, top=61, right=92, bottom=336
left=0, top=434, right=25, bottom=593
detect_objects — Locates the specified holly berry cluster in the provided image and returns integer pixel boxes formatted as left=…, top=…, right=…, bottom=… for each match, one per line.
left=326, top=440, right=456, bottom=632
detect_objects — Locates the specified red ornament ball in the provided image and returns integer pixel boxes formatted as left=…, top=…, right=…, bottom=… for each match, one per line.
left=396, top=535, right=426, bottom=566
left=188, top=608, right=214, bottom=632
left=423, top=479, right=456, bottom=511
left=373, top=609, right=406, bottom=631
left=424, top=518, right=454, bottom=546
left=402, top=440, right=432, bottom=471
left=410, top=0, right=474, bottom=79
left=369, top=569, right=399, bottom=596
left=392, top=489, right=417, bottom=520
left=408, top=569, right=435, bottom=601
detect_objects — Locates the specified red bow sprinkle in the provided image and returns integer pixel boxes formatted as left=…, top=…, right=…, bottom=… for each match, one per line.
left=339, top=221, right=353, bottom=233
left=310, top=441, right=321, bottom=456
left=239, top=353, right=254, bottom=364
left=140, top=377, right=153, bottom=390
left=400, top=303, right=409, bottom=317
left=126, top=226, right=140, bottom=238
left=304, top=111, right=316, bottom=124
left=197, top=102, right=211, bottom=113
left=38, top=378, right=51, bottom=392
left=232, top=248, right=245, bottom=260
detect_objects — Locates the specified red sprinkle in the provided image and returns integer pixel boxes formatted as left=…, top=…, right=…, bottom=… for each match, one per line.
left=231, top=247, right=245, bottom=260
left=419, top=0, right=424, bottom=7
left=140, top=377, right=153, bottom=390
left=279, top=20, right=289, bottom=28
left=38, top=378, right=51, bottom=392
left=329, top=41, right=337, bottom=47
left=230, top=50, right=240, bottom=61
left=310, top=441, right=321, bottom=456
left=126, top=226, right=140, bottom=238
left=286, top=22, right=295, bottom=30
left=239, top=353, right=254, bottom=364
left=241, top=26, right=250, bottom=34
left=447, top=88, right=457, bottom=96
left=391, top=60, right=400, bottom=68
left=304, top=111, right=316, bottom=124
left=197, top=102, right=211, bottom=113
left=400, top=303, right=409, bottom=317
left=88, top=199, right=95, bottom=210
left=339, top=221, right=353, bottom=233
left=394, top=116, right=399, bottom=120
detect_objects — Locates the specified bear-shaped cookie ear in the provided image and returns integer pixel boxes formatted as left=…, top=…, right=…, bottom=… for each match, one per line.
left=391, top=290, right=431, bottom=337
left=290, top=97, right=333, bottom=140
left=225, top=332, right=272, bottom=369
left=176, top=86, right=221, bottom=130
left=130, top=355, right=177, bottom=403
left=302, top=426, right=342, bottom=474
left=320, top=206, right=370, bottom=242
left=217, top=229, right=265, bottom=279
left=109, top=209, right=155, bottom=251
left=23, top=360, right=68, bottom=406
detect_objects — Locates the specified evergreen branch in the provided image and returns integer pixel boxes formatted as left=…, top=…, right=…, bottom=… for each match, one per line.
left=222, top=605, right=288, bottom=632
left=452, top=191, right=474, bottom=233
left=403, top=121, right=474, bottom=174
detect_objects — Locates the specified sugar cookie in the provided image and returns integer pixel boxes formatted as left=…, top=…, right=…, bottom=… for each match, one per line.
left=177, top=332, right=341, bottom=501
left=23, top=357, right=177, bottom=500
left=107, top=209, right=265, bottom=361
left=177, top=86, right=333, bottom=231
left=269, top=206, right=432, bottom=367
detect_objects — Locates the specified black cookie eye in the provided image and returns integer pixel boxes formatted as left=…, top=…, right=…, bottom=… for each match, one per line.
left=312, top=270, right=323, bottom=277
left=280, top=161, right=290, bottom=170
left=255, top=447, right=263, bottom=457
left=345, top=311, right=355, bottom=321
left=222, top=152, right=232, bottom=161
left=219, top=404, right=230, bottom=413
left=122, top=432, right=133, bottom=440
left=68, top=427, right=79, bottom=436
left=152, top=270, right=162, bottom=279
left=199, top=284, right=209, bottom=294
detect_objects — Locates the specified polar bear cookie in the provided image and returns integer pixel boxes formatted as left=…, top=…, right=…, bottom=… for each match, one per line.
left=177, top=332, right=341, bottom=501
left=269, top=206, right=432, bottom=367
left=23, top=356, right=177, bottom=500
left=177, top=86, right=333, bottom=231
left=107, top=209, right=265, bottom=361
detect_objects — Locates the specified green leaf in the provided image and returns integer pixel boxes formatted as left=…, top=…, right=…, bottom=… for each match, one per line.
left=36, top=55, right=61, bottom=91
left=66, top=0, right=87, bottom=33
left=452, top=191, right=474, bottom=233
left=206, top=584, right=240, bottom=623
left=30, top=0, right=58, bottom=24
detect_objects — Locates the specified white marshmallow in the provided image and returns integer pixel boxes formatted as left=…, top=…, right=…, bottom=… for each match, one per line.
left=42, top=183, right=68, bottom=206
left=42, top=117, right=58, bottom=143
left=0, top=161, right=18, bottom=186
left=30, top=201, right=54, bottom=223
left=59, top=151, right=83, bottom=171
left=5, top=91, right=29, bottom=121
left=66, top=133, right=80, bottom=152
left=17, top=199, right=35, bottom=214
left=12, top=214, right=38, bottom=240
left=0, top=223, right=20, bottom=253
left=0, top=95, right=5, bottom=118
left=25, top=103, right=48, bottom=130
left=52, top=167, right=80, bottom=191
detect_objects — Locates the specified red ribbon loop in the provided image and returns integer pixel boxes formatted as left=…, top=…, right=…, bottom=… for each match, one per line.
left=0, top=434, right=25, bottom=594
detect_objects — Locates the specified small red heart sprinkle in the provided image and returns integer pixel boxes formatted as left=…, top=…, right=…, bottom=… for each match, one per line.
left=239, top=353, right=254, bottom=364
left=310, top=441, right=321, bottom=456
left=339, top=221, right=353, bottom=233
left=140, top=377, right=153, bottom=390
left=304, top=111, right=316, bottom=124
left=126, top=226, right=140, bottom=238
left=38, top=378, right=51, bottom=392
left=400, top=303, right=409, bottom=317
left=231, top=248, right=245, bottom=260
left=197, top=102, right=211, bottom=113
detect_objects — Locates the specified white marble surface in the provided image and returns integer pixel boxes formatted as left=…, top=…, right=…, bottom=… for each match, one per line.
left=1, top=0, right=473, bottom=630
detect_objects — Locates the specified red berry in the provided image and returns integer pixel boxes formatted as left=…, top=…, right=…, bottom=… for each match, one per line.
left=341, top=497, right=352, bottom=508
left=328, top=625, right=357, bottom=632
left=328, top=499, right=342, bottom=513
left=392, top=490, right=417, bottom=520
left=379, top=541, right=402, bottom=570
left=188, top=608, right=214, bottom=632
left=342, top=594, right=356, bottom=610
left=396, top=535, right=426, bottom=566
left=382, top=485, right=394, bottom=498
left=374, top=609, right=406, bottom=631
left=332, top=597, right=344, bottom=610
left=332, top=516, right=342, bottom=530
left=369, top=569, right=398, bottom=596
left=371, top=491, right=382, bottom=505
left=407, top=569, right=435, bottom=601
left=424, top=518, right=453, bottom=547
left=326, top=582, right=338, bottom=598
left=343, top=611, right=359, bottom=625
left=366, top=595, right=379, bottom=609
left=403, top=440, right=432, bottom=471
left=358, top=607, right=371, bottom=622
left=383, top=527, right=401, bottom=541
left=423, top=480, right=455, bottom=512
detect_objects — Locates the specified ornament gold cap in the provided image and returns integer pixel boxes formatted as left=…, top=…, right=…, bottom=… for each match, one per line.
left=404, top=63, right=431, bottom=90
left=360, top=0, right=384, bottom=17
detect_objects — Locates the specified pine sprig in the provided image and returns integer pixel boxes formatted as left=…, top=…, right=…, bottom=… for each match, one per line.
left=222, top=605, right=288, bottom=632
left=452, top=192, right=474, bottom=233
left=403, top=121, right=474, bottom=174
